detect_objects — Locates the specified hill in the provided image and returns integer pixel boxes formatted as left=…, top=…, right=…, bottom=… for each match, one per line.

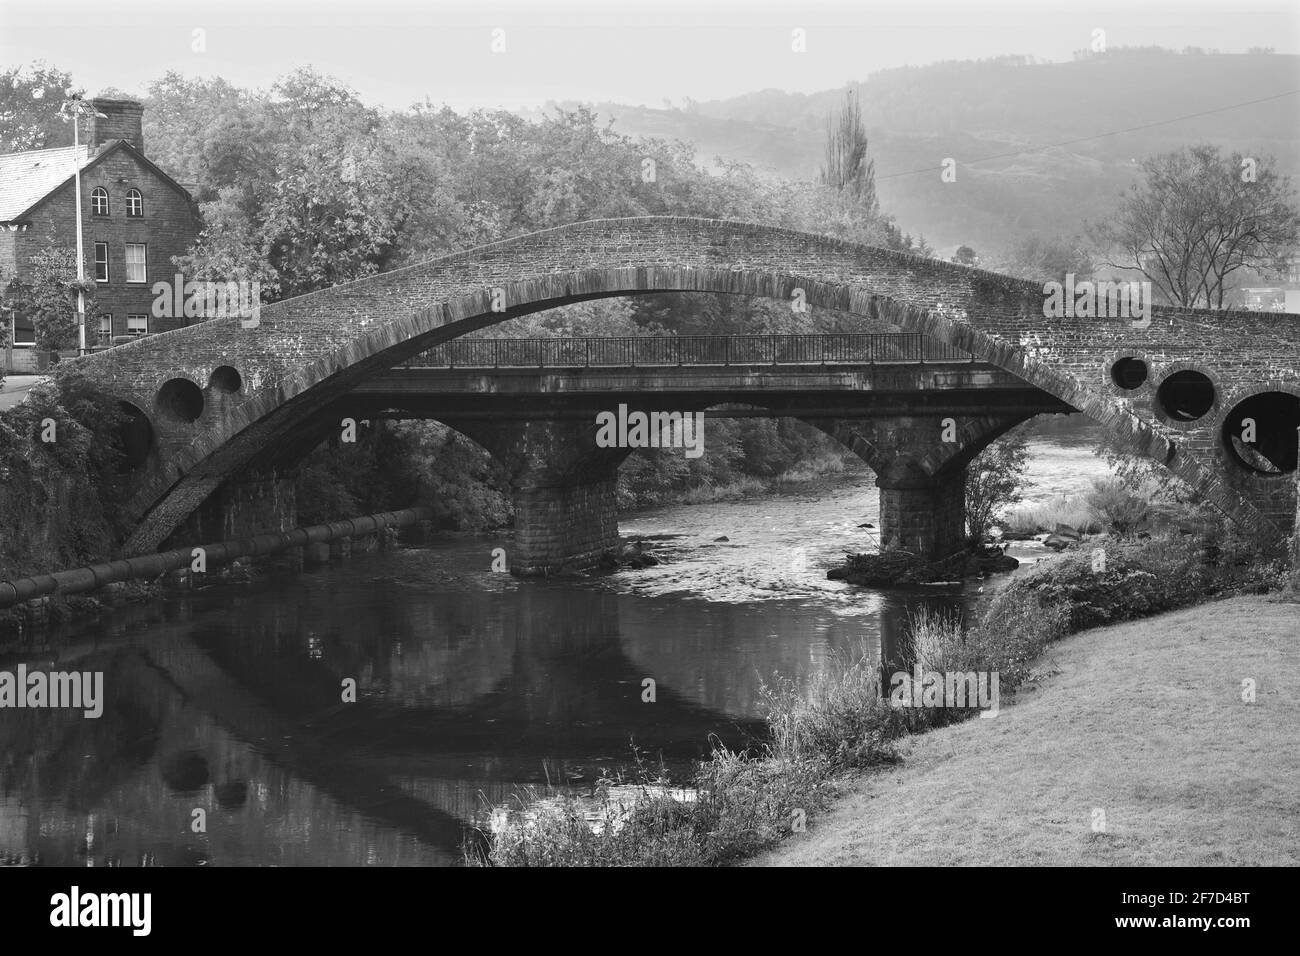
left=527, top=49, right=1300, bottom=257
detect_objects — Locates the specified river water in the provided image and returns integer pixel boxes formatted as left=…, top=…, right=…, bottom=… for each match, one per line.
left=0, top=427, right=1111, bottom=867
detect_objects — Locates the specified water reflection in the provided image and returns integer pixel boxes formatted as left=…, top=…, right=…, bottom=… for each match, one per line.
left=2, top=436, right=1107, bottom=866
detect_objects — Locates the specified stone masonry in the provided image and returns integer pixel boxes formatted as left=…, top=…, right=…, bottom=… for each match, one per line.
left=61, top=217, right=1300, bottom=562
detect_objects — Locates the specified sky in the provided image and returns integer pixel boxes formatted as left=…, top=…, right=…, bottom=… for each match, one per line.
left=2, top=0, right=1298, bottom=111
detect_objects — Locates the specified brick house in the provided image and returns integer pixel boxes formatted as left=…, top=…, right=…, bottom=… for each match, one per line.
left=0, top=98, right=200, bottom=372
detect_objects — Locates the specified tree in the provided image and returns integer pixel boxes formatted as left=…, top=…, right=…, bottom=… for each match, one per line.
left=965, top=430, right=1030, bottom=542
left=1091, top=145, right=1300, bottom=309
left=0, top=244, right=98, bottom=351
left=952, top=245, right=978, bottom=266
left=0, top=63, right=81, bottom=152
left=991, top=233, right=1094, bottom=284
left=818, top=89, right=879, bottom=222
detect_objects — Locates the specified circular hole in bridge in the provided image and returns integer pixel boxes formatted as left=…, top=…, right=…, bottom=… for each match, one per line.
left=1110, top=357, right=1148, bottom=390
left=1156, top=370, right=1215, bottom=422
left=156, top=378, right=204, bottom=423
left=1222, top=391, right=1300, bottom=477
left=209, top=365, right=243, bottom=393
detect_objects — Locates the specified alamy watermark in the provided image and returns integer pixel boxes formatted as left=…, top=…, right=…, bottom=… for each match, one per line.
left=0, top=665, right=103, bottom=718
left=50, top=887, right=150, bottom=936
left=1042, top=274, right=1151, bottom=328
left=595, top=404, right=704, bottom=459
left=152, top=273, right=261, bottom=327
left=889, top=665, right=1000, bottom=718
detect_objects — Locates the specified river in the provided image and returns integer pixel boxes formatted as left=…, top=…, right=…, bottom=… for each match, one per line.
left=0, top=426, right=1112, bottom=867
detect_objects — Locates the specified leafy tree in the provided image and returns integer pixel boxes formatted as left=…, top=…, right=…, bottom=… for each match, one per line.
left=0, top=244, right=98, bottom=351
left=952, top=245, right=978, bottom=266
left=1091, top=145, right=1300, bottom=308
left=966, top=430, right=1030, bottom=541
left=991, top=233, right=1094, bottom=283
left=0, top=63, right=81, bottom=152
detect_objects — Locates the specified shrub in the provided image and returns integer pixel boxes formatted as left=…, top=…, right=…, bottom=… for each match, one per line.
left=761, top=644, right=904, bottom=769
left=1085, top=477, right=1152, bottom=535
left=966, top=429, right=1030, bottom=541
left=1003, top=496, right=1101, bottom=535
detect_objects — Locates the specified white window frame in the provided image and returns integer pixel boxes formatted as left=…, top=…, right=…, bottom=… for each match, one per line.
left=90, top=187, right=109, bottom=216
left=93, top=241, right=109, bottom=283
left=125, top=188, right=143, bottom=217
left=9, top=311, right=35, bottom=348
left=126, top=313, right=149, bottom=337
left=97, top=313, right=113, bottom=345
left=124, top=243, right=147, bottom=284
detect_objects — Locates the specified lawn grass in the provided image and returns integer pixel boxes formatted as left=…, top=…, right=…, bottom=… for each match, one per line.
left=747, top=594, right=1300, bottom=866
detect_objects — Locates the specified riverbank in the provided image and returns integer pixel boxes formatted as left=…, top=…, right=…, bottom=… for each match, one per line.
left=747, top=593, right=1300, bottom=866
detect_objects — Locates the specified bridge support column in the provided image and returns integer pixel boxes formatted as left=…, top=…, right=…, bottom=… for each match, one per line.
left=807, top=413, right=1034, bottom=560
left=876, top=470, right=967, bottom=559
left=441, top=418, right=628, bottom=576
left=161, top=466, right=299, bottom=552
left=513, top=473, right=620, bottom=576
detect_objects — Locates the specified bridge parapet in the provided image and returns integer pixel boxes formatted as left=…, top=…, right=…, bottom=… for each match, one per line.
left=402, top=333, right=974, bottom=368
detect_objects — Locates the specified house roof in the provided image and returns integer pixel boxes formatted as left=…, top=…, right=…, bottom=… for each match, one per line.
left=0, top=144, right=93, bottom=221
left=0, top=140, right=195, bottom=223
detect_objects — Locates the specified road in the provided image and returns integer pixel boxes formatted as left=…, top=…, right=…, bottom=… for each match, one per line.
left=0, top=374, right=43, bottom=411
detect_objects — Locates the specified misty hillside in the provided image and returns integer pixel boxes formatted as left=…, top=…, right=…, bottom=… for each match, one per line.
left=533, top=49, right=1300, bottom=257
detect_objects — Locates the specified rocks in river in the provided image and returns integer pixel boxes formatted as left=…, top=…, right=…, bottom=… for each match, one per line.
left=713, top=536, right=730, bottom=542
left=1042, top=523, right=1084, bottom=551
left=828, top=546, right=1018, bottom=586
left=598, top=540, right=661, bottom=572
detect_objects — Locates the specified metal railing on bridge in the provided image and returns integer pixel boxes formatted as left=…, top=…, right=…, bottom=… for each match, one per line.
left=402, top=333, right=974, bottom=368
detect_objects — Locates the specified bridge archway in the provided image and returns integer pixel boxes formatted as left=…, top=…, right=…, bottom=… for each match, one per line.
left=71, top=217, right=1296, bottom=555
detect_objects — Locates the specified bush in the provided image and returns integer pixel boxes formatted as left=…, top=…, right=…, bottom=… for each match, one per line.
left=966, top=429, right=1030, bottom=541
left=1003, top=496, right=1101, bottom=535
left=761, top=644, right=904, bottom=769
left=1085, top=477, right=1152, bottom=536
left=987, top=533, right=1216, bottom=632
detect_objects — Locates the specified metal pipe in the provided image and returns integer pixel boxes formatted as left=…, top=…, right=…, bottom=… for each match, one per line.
left=0, top=506, right=435, bottom=610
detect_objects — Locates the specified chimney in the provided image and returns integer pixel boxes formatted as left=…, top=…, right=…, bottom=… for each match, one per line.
left=87, top=98, right=145, bottom=154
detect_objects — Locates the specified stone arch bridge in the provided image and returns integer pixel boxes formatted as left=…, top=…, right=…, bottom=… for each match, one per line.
left=70, top=217, right=1300, bottom=573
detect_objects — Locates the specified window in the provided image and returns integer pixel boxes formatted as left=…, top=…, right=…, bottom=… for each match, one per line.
left=90, top=187, right=109, bottom=216
left=9, top=312, right=35, bottom=347
left=93, top=242, right=109, bottom=282
left=126, top=189, right=143, bottom=217
left=97, top=313, right=113, bottom=345
left=125, top=243, right=147, bottom=283
left=126, top=314, right=148, bottom=337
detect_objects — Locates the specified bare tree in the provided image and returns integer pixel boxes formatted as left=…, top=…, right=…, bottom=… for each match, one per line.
left=1092, top=145, right=1300, bottom=309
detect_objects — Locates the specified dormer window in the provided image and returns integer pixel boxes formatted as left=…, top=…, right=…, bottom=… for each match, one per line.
left=91, top=187, right=109, bottom=216
left=126, top=188, right=143, bottom=218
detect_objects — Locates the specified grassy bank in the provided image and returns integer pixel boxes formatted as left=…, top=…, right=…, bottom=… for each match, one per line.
left=748, top=593, right=1300, bottom=866
left=470, top=518, right=1290, bottom=866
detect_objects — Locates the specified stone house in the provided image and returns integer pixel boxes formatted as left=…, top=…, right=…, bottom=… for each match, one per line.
left=0, top=98, right=200, bottom=372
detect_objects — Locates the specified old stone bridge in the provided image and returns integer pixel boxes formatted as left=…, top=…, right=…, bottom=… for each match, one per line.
left=71, top=217, right=1300, bottom=574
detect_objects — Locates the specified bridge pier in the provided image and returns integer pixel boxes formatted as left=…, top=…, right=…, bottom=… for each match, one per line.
left=162, top=466, right=299, bottom=553
left=513, top=473, right=620, bottom=576
left=808, top=413, right=1035, bottom=560
left=877, top=471, right=967, bottom=558
left=442, top=418, right=629, bottom=576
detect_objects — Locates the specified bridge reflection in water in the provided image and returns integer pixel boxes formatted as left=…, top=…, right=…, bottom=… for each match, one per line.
left=0, top=532, right=965, bottom=866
